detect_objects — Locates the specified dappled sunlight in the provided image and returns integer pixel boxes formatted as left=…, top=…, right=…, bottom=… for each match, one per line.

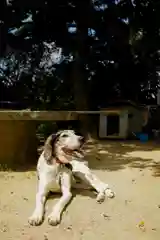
left=85, top=149, right=93, bottom=153
left=125, top=150, right=160, bottom=161
left=97, top=149, right=109, bottom=154
left=1, top=139, right=160, bottom=177
left=83, top=140, right=160, bottom=176
left=124, top=150, right=160, bottom=176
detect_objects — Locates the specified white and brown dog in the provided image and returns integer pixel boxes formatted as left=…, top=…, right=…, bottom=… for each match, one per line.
left=28, top=130, right=115, bottom=226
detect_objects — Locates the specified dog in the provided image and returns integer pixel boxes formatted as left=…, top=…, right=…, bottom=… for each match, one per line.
left=28, top=130, right=115, bottom=226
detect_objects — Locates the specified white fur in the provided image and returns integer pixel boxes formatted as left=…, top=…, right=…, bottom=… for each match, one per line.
left=28, top=131, right=115, bottom=226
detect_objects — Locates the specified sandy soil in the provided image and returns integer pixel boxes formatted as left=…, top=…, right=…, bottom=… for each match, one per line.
left=0, top=140, right=160, bottom=240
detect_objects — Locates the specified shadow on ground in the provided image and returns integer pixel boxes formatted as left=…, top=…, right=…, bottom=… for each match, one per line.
left=84, top=140, right=160, bottom=177
left=1, top=140, right=160, bottom=177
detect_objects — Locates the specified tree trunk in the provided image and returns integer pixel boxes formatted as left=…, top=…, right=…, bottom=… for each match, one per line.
left=71, top=1, right=96, bottom=139
left=71, top=53, right=94, bottom=139
left=72, top=51, right=88, bottom=110
left=72, top=1, right=90, bottom=110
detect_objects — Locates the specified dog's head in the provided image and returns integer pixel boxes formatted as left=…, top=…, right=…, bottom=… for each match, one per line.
left=43, top=130, right=85, bottom=164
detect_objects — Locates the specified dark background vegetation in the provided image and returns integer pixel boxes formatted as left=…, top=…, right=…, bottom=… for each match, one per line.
left=0, top=0, right=160, bottom=111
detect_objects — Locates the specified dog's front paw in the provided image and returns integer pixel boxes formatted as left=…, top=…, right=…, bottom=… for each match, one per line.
left=96, top=191, right=106, bottom=203
left=96, top=188, right=115, bottom=203
left=28, top=211, right=44, bottom=226
left=48, top=212, right=61, bottom=226
left=105, top=188, right=115, bottom=198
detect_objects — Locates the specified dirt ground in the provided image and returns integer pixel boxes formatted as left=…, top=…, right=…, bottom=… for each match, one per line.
left=1, top=140, right=160, bottom=240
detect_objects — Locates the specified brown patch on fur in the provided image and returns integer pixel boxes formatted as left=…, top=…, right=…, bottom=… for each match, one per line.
left=43, top=134, right=59, bottom=164
left=43, top=132, right=85, bottom=165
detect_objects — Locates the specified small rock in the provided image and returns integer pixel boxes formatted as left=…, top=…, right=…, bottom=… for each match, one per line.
left=153, top=161, right=159, bottom=165
left=44, top=234, right=49, bottom=240
left=158, top=205, right=160, bottom=208
left=125, top=200, right=131, bottom=205
left=102, top=213, right=111, bottom=220
left=138, top=221, right=146, bottom=232
left=66, top=225, right=72, bottom=230
left=1, top=227, right=7, bottom=232
left=96, top=156, right=101, bottom=161
left=23, top=197, right=28, bottom=201
left=152, top=228, right=156, bottom=231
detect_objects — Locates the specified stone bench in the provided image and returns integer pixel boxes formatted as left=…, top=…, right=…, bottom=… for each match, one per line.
left=0, top=110, right=107, bottom=169
left=0, top=111, right=78, bottom=168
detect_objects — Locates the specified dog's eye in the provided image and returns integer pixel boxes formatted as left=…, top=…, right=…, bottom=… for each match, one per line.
left=61, top=134, right=68, bottom=138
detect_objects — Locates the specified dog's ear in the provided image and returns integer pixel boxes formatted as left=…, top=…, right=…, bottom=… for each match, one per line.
left=43, top=133, right=59, bottom=164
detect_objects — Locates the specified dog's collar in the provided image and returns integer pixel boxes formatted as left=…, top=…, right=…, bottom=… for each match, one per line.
left=55, top=157, right=72, bottom=170
left=55, top=157, right=64, bottom=164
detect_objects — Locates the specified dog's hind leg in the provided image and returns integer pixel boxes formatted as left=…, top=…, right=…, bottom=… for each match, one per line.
left=71, top=160, right=115, bottom=203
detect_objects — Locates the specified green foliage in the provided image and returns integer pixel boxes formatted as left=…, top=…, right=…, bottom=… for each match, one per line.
left=0, top=0, right=160, bottom=108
